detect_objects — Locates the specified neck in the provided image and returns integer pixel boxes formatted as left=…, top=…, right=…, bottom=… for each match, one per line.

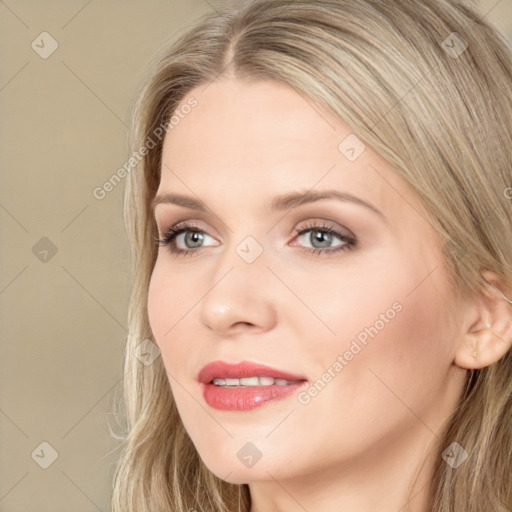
left=248, top=423, right=440, bottom=512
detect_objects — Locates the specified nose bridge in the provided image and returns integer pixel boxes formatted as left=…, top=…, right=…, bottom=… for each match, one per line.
left=198, top=233, right=276, bottom=333
left=213, top=232, right=268, bottom=288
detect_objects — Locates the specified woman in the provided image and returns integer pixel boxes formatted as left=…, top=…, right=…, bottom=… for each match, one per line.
left=111, top=1, right=512, bottom=510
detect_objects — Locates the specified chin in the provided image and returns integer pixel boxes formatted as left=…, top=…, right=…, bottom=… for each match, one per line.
left=200, top=460, right=258, bottom=484
left=202, top=450, right=298, bottom=484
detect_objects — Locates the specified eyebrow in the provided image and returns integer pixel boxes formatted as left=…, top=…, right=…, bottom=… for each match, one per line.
left=151, top=189, right=387, bottom=221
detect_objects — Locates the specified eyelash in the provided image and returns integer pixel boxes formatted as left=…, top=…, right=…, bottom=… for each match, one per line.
left=154, top=221, right=356, bottom=257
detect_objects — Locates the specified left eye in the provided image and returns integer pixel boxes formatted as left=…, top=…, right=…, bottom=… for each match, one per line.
left=295, top=225, right=356, bottom=254
left=295, top=227, right=347, bottom=250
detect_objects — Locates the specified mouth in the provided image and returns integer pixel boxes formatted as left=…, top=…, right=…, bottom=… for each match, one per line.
left=211, top=376, right=304, bottom=387
left=198, top=360, right=308, bottom=411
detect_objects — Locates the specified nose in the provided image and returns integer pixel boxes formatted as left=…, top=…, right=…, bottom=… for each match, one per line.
left=198, top=247, right=278, bottom=336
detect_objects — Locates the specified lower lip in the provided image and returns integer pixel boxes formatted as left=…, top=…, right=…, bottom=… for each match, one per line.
left=202, top=381, right=308, bottom=411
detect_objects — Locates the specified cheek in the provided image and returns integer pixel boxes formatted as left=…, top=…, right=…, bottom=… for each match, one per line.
left=293, top=244, right=447, bottom=383
left=147, top=264, right=166, bottom=340
left=147, top=261, right=185, bottom=357
left=147, top=261, right=203, bottom=377
left=147, top=258, right=193, bottom=335
left=300, top=257, right=452, bottom=427
left=275, top=275, right=450, bottom=471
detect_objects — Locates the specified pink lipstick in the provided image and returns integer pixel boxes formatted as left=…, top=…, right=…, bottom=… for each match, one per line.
left=198, top=360, right=308, bottom=411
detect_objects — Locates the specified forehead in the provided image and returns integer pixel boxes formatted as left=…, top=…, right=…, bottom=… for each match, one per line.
left=158, top=77, right=423, bottom=224
left=164, top=78, right=341, bottom=170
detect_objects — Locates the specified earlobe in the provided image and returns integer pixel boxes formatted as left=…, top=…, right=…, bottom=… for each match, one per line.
left=455, top=323, right=511, bottom=370
left=454, top=274, right=512, bottom=371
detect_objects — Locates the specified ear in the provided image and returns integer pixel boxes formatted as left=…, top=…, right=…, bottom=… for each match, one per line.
left=454, top=271, right=512, bottom=370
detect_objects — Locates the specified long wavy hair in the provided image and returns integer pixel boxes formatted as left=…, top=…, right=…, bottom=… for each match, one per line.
left=110, top=1, right=512, bottom=510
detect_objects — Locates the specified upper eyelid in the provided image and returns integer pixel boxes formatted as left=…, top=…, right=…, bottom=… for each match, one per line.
left=158, top=222, right=218, bottom=243
left=157, top=219, right=207, bottom=234
left=159, top=219, right=352, bottom=242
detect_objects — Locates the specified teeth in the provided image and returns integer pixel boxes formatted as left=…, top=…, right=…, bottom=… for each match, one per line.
left=240, top=377, right=260, bottom=386
left=212, top=376, right=301, bottom=387
left=259, top=376, right=275, bottom=386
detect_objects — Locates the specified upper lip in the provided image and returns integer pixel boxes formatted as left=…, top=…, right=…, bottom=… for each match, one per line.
left=198, top=360, right=308, bottom=384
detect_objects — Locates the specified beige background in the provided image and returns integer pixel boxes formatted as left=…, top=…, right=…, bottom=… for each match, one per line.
left=0, top=1, right=511, bottom=510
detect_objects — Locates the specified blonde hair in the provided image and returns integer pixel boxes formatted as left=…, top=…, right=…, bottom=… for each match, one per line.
left=111, top=1, right=512, bottom=510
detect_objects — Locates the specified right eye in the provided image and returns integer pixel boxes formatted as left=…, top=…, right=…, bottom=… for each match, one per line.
left=154, top=222, right=219, bottom=256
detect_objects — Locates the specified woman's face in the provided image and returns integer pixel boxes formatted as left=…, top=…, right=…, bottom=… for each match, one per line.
left=147, top=77, right=468, bottom=484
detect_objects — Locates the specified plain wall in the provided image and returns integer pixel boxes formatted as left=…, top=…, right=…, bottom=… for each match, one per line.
left=1, top=1, right=511, bottom=510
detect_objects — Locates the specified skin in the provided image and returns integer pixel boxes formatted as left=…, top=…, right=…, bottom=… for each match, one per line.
left=147, top=76, right=512, bottom=512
